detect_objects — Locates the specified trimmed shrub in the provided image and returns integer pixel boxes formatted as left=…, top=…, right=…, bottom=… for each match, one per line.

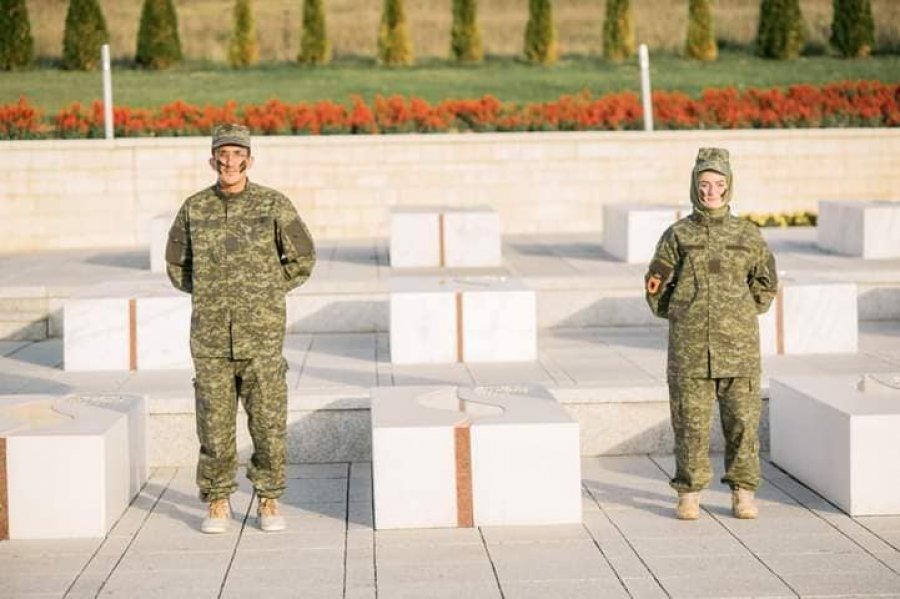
left=378, top=0, right=413, bottom=66
left=451, top=0, right=483, bottom=63
left=0, top=0, right=33, bottom=70
left=603, top=0, right=635, bottom=61
left=136, top=0, right=183, bottom=69
left=830, top=0, right=874, bottom=58
left=524, top=0, right=558, bottom=65
left=756, top=0, right=806, bottom=59
left=685, top=0, right=717, bottom=60
left=299, top=0, right=331, bottom=65
left=61, top=0, right=109, bottom=70
left=229, top=0, right=259, bottom=67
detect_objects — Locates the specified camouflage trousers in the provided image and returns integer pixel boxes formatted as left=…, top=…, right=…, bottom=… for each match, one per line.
left=193, top=355, right=288, bottom=502
left=668, top=376, right=761, bottom=493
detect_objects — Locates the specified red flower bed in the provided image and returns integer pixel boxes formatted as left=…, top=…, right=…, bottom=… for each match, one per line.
left=1, top=81, right=896, bottom=140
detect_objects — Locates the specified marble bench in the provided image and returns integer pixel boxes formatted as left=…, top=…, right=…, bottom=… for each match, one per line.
left=371, top=385, right=582, bottom=529
left=389, top=276, right=536, bottom=364
left=64, top=280, right=191, bottom=371
left=0, top=394, right=148, bottom=539
left=603, top=204, right=683, bottom=263
left=770, top=373, right=900, bottom=516
left=759, top=279, right=858, bottom=355
left=390, top=206, right=502, bottom=268
left=817, top=200, right=900, bottom=259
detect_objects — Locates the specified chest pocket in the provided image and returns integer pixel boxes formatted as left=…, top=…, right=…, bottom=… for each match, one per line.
left=191, top=218, right=225, bottom=261
left=670, top=244, right=704, bottom=312
left=237, top=216, right=276, bottom=252
left=724, top=244, right=753, bottom=279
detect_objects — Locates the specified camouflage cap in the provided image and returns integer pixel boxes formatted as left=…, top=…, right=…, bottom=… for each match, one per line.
left=211, top=123, right=251, bottom=151
left=694, top=147, right=730, bottom=176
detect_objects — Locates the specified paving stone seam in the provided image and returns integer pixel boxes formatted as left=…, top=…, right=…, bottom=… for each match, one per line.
left=579, top=484, right=641, bottom=599
left=761, top=462, right=900, bottom=578
left=477, top=526, right=508, bottom=599
left=647, top=455, right=803, bottom=598
left=64, top=467, right=177, bottom=599
left=292, top=334, right=316, bottom=391
left=217, top=490, right=254, bottom=599
left=583, top=477, right=671, bottom=599
left=340, top=461, right=351, bottom=599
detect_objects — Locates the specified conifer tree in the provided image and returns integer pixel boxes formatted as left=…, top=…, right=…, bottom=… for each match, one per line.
left=136, top=0, right=183, bottom=69
left=451, top=0, right=483, bottom=63
left=523, top=0, right=558, bottom=65
left=378, top=0, right=413, bottom=66
left=830, top=0, right=874, bottom=58
left=685, top=0, right=717, bottom=60
left=0, top=0, right=34, bottom=70
left=603, top=0, right=635, bottom=60
left=756, top=0, right=806, bottom=59
left=299, top=0, right=331, bottom=65
left=62, top=0, right=109, bottom=70
left=229, top=0, right=259, bottom=67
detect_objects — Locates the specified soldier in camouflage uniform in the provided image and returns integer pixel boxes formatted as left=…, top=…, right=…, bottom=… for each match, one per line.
left=165, top=124, right=316, bottom=534
left=645, top=148, right=777, bottom=520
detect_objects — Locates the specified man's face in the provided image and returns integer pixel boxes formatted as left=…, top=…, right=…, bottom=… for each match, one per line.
left=697, top=170, right=728, bottom=209
left=210, top=145, right=252, bottom=190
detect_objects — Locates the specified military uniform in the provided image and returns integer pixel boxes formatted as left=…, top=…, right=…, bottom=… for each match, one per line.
left=645, top=148, right=777, bottom=493
left=166, top=125, right=316, bottom=503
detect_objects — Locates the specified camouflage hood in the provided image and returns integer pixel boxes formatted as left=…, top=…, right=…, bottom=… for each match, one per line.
left=690, top=147, right=733, bottom=217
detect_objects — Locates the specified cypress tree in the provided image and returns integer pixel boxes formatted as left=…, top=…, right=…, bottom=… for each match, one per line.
left=685, top=0, right=717, bottom=60
left=61, top=0, right=109, bottom=70
left=229, top=0, right=259, bottom=67
left=603, top=0, right=635, bottom=61
left=136, top=0, right=183, bottom=69
left=523, top=0, right=558, bottom=65
left=451, top=0, right=483, bottom=63
left=756, top=0, right=806, bottom=59
left=299, top=0, right=332, bottom=65
left=0, top=0, right=34, bottom=70
left=378, top=0, right=413, bottom=66
left=830, top=0, right=874, bottom=58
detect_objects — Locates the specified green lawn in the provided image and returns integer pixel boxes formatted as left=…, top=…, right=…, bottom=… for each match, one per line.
left=4, top=52, right=899, bottom=112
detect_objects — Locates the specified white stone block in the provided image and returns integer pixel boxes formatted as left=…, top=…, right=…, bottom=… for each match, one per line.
left=389, top=277, right=537, bottom=364
left=136, top=296, right=191, bottom=369
left=759, top=280, right=858, bottom=355
left=64, top=298, right=130, bottom=371
left=1, top=394, right=148, bottom=539
left=389, top=208, right=441, bottom=268
left=817, top=200, right=900, bottom=258
left=603, top=204, right=683, bottom=263
left=389, top=206, right=502, bottom=268
left=389, top=279, right=457, bottom=365
left=770, top=374, right=900, bottom=516
left=442, top=208, right=502, bottom=267
left=371, top=386, right=581, bottom=529
left=150, top=212, right=175, bottom=273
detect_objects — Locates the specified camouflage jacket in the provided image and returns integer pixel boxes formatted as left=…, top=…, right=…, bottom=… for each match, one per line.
left=645, top=211, right=777, bottom=378
left=165, top=181, right=316, bottom=359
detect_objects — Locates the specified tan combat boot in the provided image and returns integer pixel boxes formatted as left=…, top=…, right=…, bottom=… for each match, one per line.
left=732, top=488, right=759, bottom=519
left=675, top=492, right=701, bottom=520
left=258, top=498, right=287, bottom=532
left=200, top=498, right=231, bottom=534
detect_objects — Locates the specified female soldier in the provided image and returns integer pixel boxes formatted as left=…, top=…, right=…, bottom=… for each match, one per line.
left=645, top=148, right=778, bottom=520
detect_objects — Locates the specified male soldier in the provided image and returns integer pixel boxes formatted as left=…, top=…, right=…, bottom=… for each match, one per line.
left=645, top=148, right=777, bottom=520
left=165, top=124, right=316, bottom=533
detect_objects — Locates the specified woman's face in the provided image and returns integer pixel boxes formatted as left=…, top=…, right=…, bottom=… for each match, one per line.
left=697, top=170, right=728, bottom=209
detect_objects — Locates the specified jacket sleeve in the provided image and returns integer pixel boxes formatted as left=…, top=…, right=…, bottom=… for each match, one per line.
left=645, top=228, right=678, bottom=319
left=165, top=203, right=193, bottom=294
left=748, top=227, right=778, bottom=314
left=275, top=197, right=317, bottom=292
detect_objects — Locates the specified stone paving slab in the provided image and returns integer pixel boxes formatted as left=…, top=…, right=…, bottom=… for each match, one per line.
left=2, top=456, right=898, bottom=598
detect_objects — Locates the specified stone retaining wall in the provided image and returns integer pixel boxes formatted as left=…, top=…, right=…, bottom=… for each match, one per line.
left=1, top=129, right=898, bottom=252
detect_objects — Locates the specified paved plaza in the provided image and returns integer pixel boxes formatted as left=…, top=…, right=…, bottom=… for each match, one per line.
left=1, top=227, right=899, bottom=598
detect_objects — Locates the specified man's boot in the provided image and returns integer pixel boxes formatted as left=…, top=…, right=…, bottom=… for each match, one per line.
left=732, top=488, right=758, bottom=519
left=200, top=498, right=231, bottom=534
left=675, top=492, right=701, bottom=520
left=258, top=498, right=287, bottom=532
